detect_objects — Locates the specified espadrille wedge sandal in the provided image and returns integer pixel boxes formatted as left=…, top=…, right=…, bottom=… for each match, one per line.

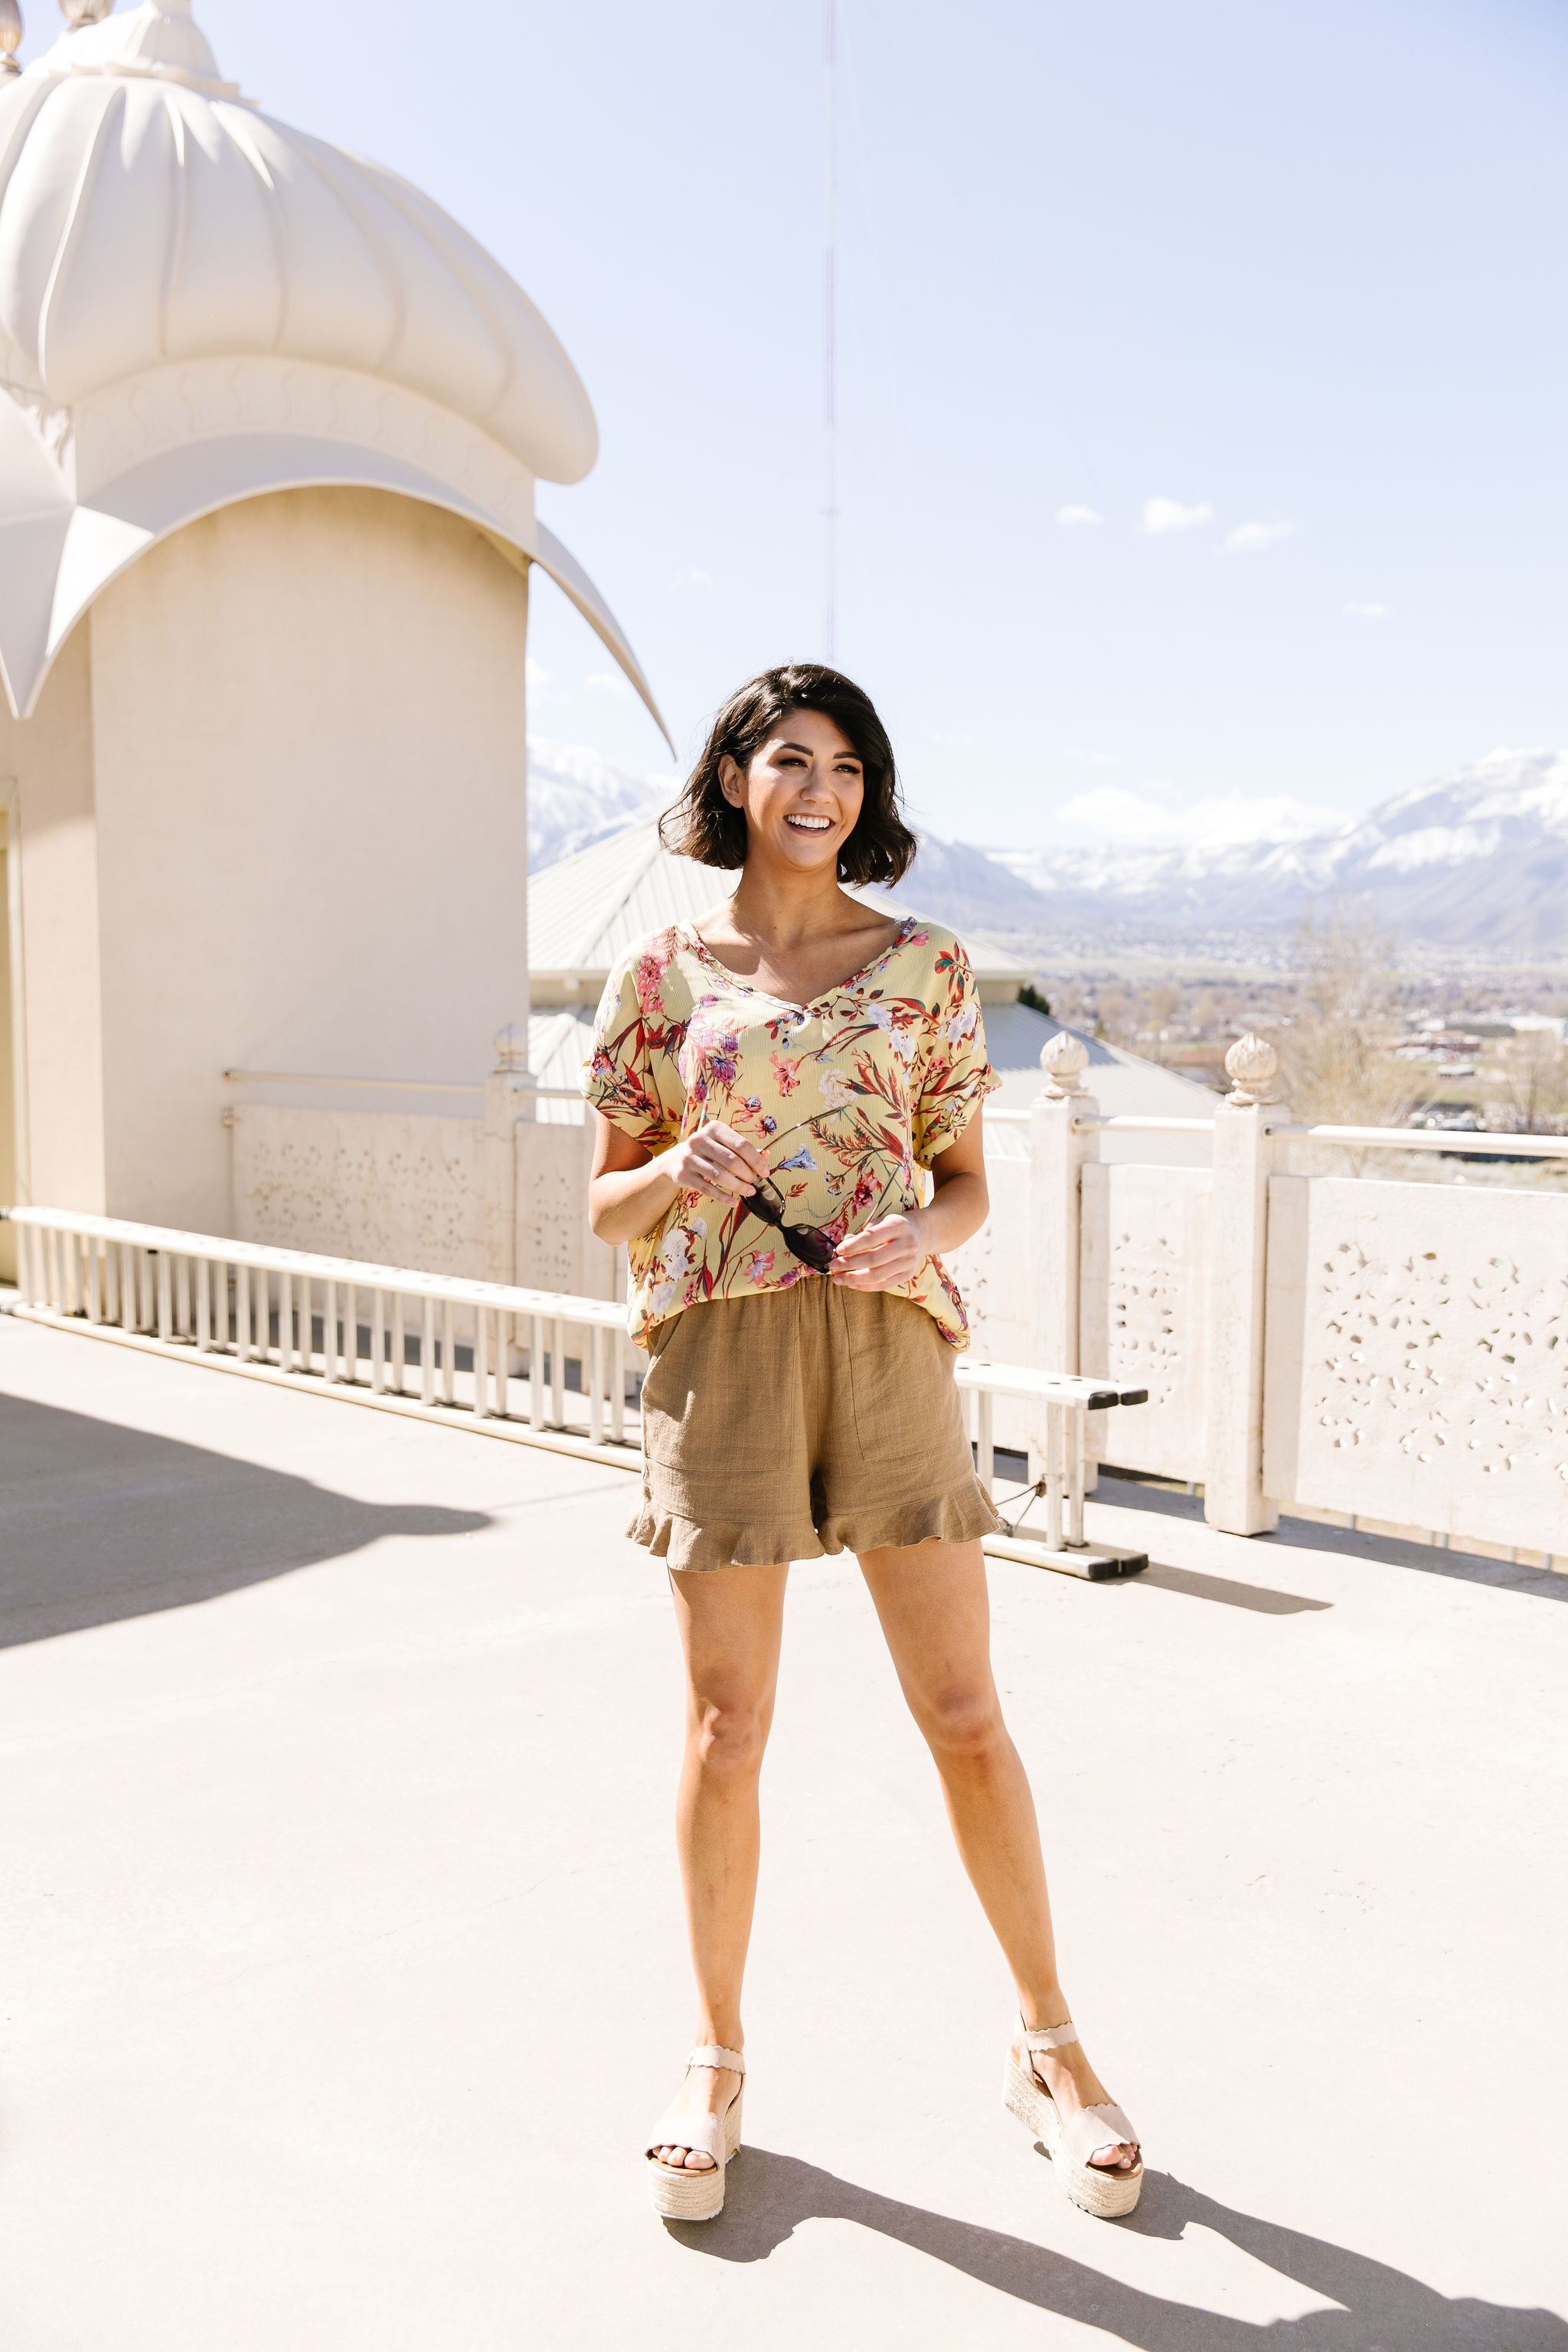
left=645, top=2045, right=746, bottom=2222
left=1003, top=2019, right=1142, bottom=2219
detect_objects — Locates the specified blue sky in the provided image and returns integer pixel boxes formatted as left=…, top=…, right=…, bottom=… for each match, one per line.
left=34, top=1, right=1568, bottom=848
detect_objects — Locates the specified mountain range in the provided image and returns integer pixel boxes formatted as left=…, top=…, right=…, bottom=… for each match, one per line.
left=526, top=745, right=1568, bottom=956
left=993, top=750, right=1568, bottom=952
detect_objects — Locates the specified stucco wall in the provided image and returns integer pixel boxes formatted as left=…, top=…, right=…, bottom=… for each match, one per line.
left=85, top=488, right=531, bottom=1233
left=0, top=629, right=106, bottom=1225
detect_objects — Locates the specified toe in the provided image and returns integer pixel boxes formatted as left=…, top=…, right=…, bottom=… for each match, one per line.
left=684, top=2149, right=715, bottom=2171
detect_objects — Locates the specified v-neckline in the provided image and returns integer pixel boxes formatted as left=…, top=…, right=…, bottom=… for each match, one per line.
left=682, top=914, right=915, bottom=1014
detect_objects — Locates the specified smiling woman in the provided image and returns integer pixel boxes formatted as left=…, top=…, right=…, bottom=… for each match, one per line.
left=657, top=663, right=915, bottom=885
left=580, top=661, right=1145, bottom=2228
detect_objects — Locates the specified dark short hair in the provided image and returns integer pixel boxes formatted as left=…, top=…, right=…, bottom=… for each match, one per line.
left=659, top=663, right=917, bottom=887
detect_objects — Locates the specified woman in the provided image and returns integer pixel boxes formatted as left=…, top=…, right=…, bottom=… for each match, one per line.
left=582, top=665, right=1142, bottom=2224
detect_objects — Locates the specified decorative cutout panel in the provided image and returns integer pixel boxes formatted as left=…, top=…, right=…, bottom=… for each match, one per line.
left=232, top=1106, right=485, bottom=1279
left=1080, top=1164, right=1210, bottom=1478
left=1264, top=1175, right=1568, bottom=1553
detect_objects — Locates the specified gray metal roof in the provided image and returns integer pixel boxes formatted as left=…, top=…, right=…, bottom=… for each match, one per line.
left=527, top=820, right=1033, bottom=985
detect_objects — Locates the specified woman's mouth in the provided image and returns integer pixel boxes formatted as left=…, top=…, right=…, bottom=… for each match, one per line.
left=784, top=813, right=835, bottom=834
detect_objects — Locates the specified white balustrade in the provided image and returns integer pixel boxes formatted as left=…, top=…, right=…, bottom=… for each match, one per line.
left=5, top=1207, right=635, bottom=1467
left=955, top=1029, right=1568, bottom=1566
left=3, top=1208, right=1097, bottom=1561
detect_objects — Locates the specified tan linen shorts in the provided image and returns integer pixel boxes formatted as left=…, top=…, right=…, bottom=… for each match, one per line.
left=629, top=1279, right=1001, bottom=1572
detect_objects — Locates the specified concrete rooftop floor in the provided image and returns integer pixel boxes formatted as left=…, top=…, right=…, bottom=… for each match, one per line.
left=1, top=1310, right=1564, bottom=2352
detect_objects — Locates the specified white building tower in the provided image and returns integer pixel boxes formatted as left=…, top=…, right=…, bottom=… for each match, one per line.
left=0, top=0, right=665, bottom=1279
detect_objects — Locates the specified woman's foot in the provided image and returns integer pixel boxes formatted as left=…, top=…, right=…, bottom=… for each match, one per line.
left=651, top=2054, right=744, bottom=2172
left=1011, top=2020, right=1139, bottom=2171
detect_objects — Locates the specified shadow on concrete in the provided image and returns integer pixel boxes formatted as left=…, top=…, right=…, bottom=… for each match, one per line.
left=676, top=2149, right=1566, bottom=2348
left=1096, top=1472, right=1566, bottom=1604
left=0, top=1388, right=490, bottom=1650
left=1131, top=1561, right=1331, bottom=1615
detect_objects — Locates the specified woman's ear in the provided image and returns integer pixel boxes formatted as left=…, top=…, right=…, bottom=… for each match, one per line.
left=717, top=753, right=745, bottom=809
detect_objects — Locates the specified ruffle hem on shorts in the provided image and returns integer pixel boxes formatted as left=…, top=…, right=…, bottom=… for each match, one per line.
left=626, top=1472, right=1001, bottom=1573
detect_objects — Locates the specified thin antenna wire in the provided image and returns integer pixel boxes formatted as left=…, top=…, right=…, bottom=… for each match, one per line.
left=823, top=0, right=838, bottom=665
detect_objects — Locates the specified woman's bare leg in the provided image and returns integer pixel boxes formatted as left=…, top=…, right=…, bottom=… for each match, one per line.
left=652, top=1558, right=790, bottom=2171
left=857, top=1534, right=1137, bottom=2168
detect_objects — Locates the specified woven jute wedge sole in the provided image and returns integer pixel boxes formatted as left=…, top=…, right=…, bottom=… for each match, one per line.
left=1003, top=2052, right=1142, bottom=2219
left=646, top=2090, right=743, bottom=2223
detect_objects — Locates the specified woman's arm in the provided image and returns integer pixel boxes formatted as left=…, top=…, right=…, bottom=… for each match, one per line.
left=587, top=1111, right=772, bottom=1249
left=829, top=1109, right=989, bottom=1291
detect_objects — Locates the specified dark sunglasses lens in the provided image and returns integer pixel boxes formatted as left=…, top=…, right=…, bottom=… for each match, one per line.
left=786, top=1226, right=835, bottom=1271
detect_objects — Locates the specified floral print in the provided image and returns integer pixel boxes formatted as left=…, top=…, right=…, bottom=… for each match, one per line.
left=581, top=915, right=1001, bottom=1350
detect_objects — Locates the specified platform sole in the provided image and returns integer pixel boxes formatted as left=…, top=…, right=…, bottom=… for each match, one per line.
left=646, top=2092, right=743, bottom=2221
left=1003, top=2053, right=1142, bottom=2219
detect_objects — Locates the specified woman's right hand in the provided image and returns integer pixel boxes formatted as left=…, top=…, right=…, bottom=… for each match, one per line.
left=662, top=1122, right=771, bottom=1201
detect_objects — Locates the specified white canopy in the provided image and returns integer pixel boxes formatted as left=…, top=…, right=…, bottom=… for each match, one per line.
left=0, top=0, right=669, bottom=743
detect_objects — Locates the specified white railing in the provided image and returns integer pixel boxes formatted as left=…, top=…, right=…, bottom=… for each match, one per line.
left=1018, top=1108, right=1568, bottom=1159
left=2, top=1207, right=1153, bottom=1581
left=951, top=1033, right=1568, bottom=1566
left=222, top=1068, right=586, bottom=1101
left=5, top=1205, right=637, bottom=1464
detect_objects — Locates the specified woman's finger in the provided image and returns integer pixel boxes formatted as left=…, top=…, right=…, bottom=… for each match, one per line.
left=692, top=1138, right=761, bottom=1191
left=834, top=1220, right=904, bottom=1264
left=704, top=1122, right=770, bottom=1183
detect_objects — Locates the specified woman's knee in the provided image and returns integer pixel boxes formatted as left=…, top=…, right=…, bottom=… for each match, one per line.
left=916, top=1683, right=1007, bottom=1763
left=688, top=1693, right=770, bottom=1779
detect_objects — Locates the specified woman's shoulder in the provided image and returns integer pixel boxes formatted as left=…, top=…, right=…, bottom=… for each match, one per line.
left=605, top=921, right=696, bottom=985
left=593, top=923, right=703, bottom=1033
left=893, top=914, right=975, bottom=978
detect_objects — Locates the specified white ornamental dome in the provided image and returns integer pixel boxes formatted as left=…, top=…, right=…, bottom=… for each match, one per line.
left=0, top=0, right=665, bottom=738
left=0, top=0, right=596, bottom=481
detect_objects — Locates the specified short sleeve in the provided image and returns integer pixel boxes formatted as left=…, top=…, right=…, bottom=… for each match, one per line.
left=911, top=938, right=1001, bottom=1168
left=580, top=945, right=685, bottom=1150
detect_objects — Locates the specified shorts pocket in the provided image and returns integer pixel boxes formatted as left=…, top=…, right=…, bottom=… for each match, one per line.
left=841, top=1291, right=953, bottom=1467
left=638, top=1312, right=695, bottom=1462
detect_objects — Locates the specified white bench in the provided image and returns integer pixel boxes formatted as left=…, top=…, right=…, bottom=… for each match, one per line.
left=955, top=1361, right=1149, bottom=1580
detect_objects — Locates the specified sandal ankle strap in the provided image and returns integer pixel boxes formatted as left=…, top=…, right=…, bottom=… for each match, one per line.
left=1018, top=2017, right=1079, bottom=2053
left=688, top=2043, right=745, bottom=2074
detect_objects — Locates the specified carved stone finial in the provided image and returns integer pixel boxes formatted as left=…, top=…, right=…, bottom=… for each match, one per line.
left=59, top=0, right=115, bottom=23
left=1, top=0, right=23, bottom=77
left=492, top=1022, right=529, bottom=1074
left=1039, top=1027, right=1089, bottom=1099
left=1224, top=1031, right=1279, bottom=1106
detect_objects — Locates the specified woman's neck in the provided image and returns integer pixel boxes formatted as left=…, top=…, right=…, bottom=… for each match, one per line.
left=721, top=864, right=866, bottom=952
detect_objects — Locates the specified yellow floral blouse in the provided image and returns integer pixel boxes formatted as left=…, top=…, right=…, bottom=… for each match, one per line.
left=580, top=914, right=1000, bottom=1350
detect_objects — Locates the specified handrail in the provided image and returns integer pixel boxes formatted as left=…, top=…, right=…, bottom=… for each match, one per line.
left=221, top=1069, right=585, bottom=1101
left=2, top=1206, right=625, bottom=1320
left=1073, top=1114, right=1215, bottom=1135
left=1263, top=1121, right=1568, bottom=1159
left=1050, top=1109, right=1568, bottom=1158
left=5, top=1205, right=1152, bottom=1579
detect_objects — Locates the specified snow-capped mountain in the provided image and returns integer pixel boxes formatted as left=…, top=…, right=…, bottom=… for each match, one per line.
left=528, top=743, right=1568, bottom=953
left=994, top=750, right=1568, bottom=950
left=528, top=739, right=675, bottom=869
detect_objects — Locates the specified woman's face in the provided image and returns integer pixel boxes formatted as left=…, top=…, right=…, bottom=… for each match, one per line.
left=718, top=707, right=864, bottom=872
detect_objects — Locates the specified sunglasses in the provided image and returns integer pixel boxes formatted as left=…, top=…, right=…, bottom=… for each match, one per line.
left=743, top=1174, right=837, bottom=1272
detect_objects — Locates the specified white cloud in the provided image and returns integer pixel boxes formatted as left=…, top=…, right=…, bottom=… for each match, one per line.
left=1062, top=746, right=1115, bottom=766
left=1141, top=496, right=1214, bottom=536
left=525, top=656, right=551, bottom=693
left=1223, top=519, right=1295, bottom=554
left=1058, top=785, right=1175, bottom=841
left=669, top=565, right=716, bottom=589
left=584, top=668, right=632, bottom=699
left=1055, top=504, right=1103, bottom=528
left=1059, top=783, right=1342, bottom=848
left=1344, top=601, right=1392, bottom=622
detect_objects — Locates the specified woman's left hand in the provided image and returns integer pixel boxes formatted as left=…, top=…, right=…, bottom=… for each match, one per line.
left=828, top=1211, right=928, bottom=1290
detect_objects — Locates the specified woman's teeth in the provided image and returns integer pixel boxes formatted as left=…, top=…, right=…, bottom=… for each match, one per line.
left=786, top=814, right=833, bottom=831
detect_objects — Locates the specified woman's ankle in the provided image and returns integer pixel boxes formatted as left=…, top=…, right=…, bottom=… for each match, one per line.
left=693, top=2023, right=743, bottom=2055
left=1017, top=1988, right=1069, bottom=2035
